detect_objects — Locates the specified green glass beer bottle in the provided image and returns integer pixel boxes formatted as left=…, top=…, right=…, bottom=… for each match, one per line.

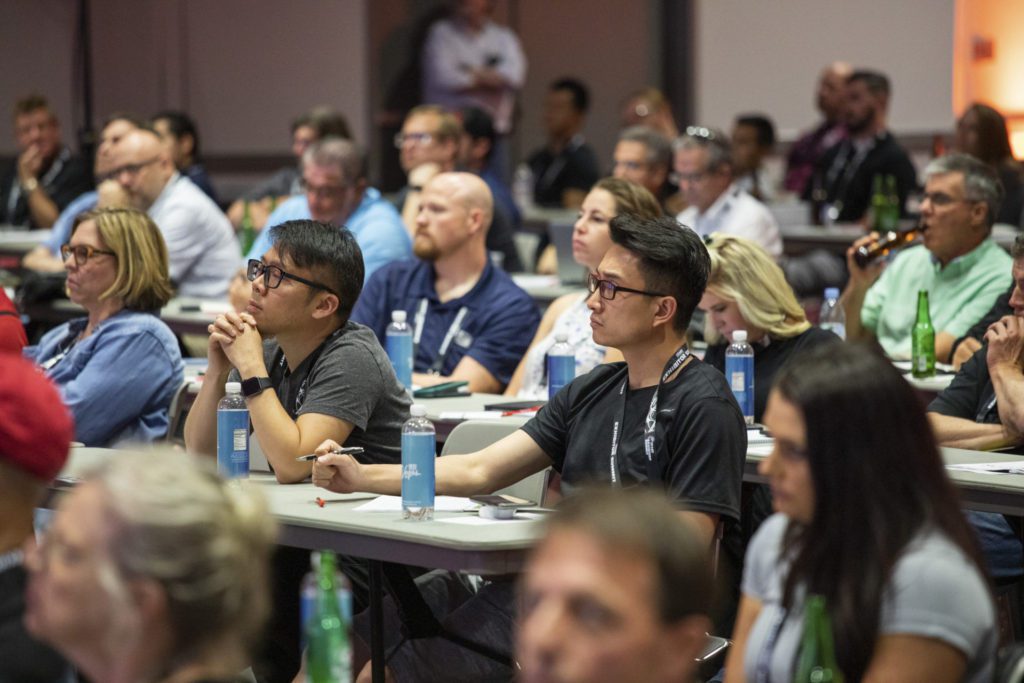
left=882, top=175, right=900, bottom=231
left=912, top=290, right=935, bottom=379
left=305, top=551, right=351, bottom=682
left=794, top=595, right=845, bottom=683
left=239, top=200, right=256, bottom=256
left=870, top=175, right=887, bottom=232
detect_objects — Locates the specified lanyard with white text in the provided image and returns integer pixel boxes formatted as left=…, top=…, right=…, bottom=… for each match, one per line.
left=607, top=345, right=690, bottom=486
left=413, top=297, right=470, bottom=375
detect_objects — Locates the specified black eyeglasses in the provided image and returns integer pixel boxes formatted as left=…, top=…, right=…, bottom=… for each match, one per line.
left=60, top=243, right=116, bottom=266
left=246, top=259, right=336, bottom=297
left=393, top=132, right=433, bottom=148
left=587, top=273, right=667, bottom=300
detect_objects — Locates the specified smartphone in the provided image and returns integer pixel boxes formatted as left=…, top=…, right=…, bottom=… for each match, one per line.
left=470, top=494, right=535, bottom=508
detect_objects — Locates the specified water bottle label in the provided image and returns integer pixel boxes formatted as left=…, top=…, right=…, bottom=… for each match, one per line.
left=547, top=354, right=575, bottom=399
left=730, top=371, right=745, bottom=392
left=386, top=333, right=414, bottom=390
left=401, top=433, right=435, bottom=509
left=217, top=409, right=250, bottom=479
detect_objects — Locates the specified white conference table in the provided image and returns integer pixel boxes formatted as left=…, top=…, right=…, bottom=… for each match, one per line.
left=0, top=227, right=51, bottom=273
left=54, top=447, right=544, bottom=682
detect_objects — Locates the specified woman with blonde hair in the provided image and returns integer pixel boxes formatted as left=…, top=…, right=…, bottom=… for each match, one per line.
left=505, top=177, right=662, bottom=398
left=25, top=207, right=184, bottom=445
left=24, top=449, right=278, bottom=683
left=700, top=232, right=838, bottom=423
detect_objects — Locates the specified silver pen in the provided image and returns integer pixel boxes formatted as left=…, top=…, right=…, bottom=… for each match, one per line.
left=296, top=446, right=364, bottom=462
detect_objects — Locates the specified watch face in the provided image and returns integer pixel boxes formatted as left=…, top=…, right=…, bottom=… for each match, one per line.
left=242, top=377, right=272, bottom=397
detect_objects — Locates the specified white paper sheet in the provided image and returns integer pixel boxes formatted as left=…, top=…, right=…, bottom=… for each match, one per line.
left=946, top=461, right=1024, bottom=475
left=352, top=495, right=475, bottom=512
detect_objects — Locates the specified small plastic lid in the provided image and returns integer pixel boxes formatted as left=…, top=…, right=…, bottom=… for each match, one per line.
left=554, top=332, right=568, bottom=343
left=824, top=287, right=839, bottom=299
left=410, top=404, right=427, bottom=417
left=732, top=330, right=747, bottom=342
left=391, top=310, right=407, bottom=323
left=225, top=381, right=241, bottom=394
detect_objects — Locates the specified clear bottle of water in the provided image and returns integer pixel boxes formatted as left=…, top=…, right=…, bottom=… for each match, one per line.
left=217, top=381, right=249, bottom=479
left=401, top=404, right=435, bottom=521
left=725, top=330, right=755, bottom=425
left=819, top=287, right=846, bottom=340
left=512, top=162, right=535, bottom=214
left=300, top=551, right=353, bottom=653
left=547, top=332, right=575, bottom=400
left=385, top=310, right=413, bottom=391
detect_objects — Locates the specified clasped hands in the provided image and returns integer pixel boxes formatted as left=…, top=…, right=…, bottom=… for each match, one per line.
left=207, top=311, right=265, bottom=376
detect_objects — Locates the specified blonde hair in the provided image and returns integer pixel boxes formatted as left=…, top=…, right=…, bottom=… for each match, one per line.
left=72, top=207, right=174, bottom=310
left=406, top=104, right=462, bottom=143
left=85, top=449, right=277, bottom=668
left=703, top=233, right=810, bottom=344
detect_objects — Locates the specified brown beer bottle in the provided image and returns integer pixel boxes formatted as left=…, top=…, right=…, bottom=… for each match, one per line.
left=853, top=227, right=921, bottom=268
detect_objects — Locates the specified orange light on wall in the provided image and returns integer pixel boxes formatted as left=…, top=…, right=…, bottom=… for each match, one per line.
left=953, top=0, right=1024, bottom=159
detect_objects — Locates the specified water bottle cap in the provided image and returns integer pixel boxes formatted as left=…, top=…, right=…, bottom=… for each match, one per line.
left=732, top=330, right=747, bottom=342
left=554, top=332, right=568, bottom=343
left=391, top=310, right=407, bottom=323
left=410, top=404, right=427, bottom=417
left=824, top=287, right=839, bottom=299
left=224, top=381, right=241, bottom=394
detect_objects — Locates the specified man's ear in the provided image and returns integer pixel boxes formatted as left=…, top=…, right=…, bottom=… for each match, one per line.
left=652, top=295, right=678, bottom=330
left=180, top=133, right=196, bottom=159
left=311, top=291, right=341, bottom=320
left=129, top=576, right=168, bottom=625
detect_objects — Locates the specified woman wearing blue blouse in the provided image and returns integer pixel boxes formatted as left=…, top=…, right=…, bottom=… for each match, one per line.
left=26, top=207, right=183, bottom=446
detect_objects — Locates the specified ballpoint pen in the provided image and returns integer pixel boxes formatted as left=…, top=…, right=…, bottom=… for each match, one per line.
left=295, top=446, right=365, bottom=461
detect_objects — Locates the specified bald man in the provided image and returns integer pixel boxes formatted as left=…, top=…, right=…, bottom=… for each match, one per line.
left=351, top=172, right=539, bottom=392
left=784, top=61, right=853, bottom=195
left=112, top=128, right=238, bottom=298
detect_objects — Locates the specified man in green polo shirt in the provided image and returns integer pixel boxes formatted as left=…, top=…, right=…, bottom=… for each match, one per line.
left=841, top=153, right=1011, bottom=362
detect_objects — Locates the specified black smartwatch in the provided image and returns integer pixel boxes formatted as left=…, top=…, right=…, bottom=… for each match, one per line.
left=241, top=376, right=274, bottom=398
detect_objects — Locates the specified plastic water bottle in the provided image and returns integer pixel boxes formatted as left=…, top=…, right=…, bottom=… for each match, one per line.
left=217, top=382, right=249, bottom=479
left=401, top=404, right=435, bottom=521
left=725, top=330, right=755, bottom=425
left=512, top=162, right=535, bottom=213
left=305, top=551, right=351, bottom=683
left=819, top=287, right=846, bottom=340
left=547, top=333, right=575, bottom=400
left=300, top=551, right=353, bottom=653
left=385, top=310, right=413, bottom=391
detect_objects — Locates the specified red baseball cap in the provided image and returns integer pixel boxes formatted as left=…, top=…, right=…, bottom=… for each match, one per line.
left=0, top=355, right=73, bottom=480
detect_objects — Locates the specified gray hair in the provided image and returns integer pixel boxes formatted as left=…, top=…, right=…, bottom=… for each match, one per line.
left=924, top=152, right=1004, bottom=228
left=618, top=125, right=672, bottom=171
left=303, top=136, right=367, bottom=184
left=674, top=126, right=733, bottom=173
left=86, top=449, right=277, bottom=666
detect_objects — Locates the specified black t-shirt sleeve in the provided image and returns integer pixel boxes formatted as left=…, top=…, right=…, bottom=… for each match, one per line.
left=50, top=156, right=93, bottom=212
left=928, top=346, right=988, bottom=418
left=520, top=371, right=578, bottom=470
left=663, top=392, right=746, bottom=522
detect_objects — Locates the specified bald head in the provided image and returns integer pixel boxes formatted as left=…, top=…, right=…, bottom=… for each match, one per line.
left=413, top=172, right=494, bottom=263
left=114, top=129, right=175, bottom=210
left=817, top=61, right=853, bottom=122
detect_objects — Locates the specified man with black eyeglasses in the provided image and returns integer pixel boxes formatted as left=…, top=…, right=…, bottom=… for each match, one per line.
left=842, top=153, right=1012, bottom=362
left=312, top=213, right=745, bottom=681
left=185, top=220, right=411, bottom=681
left=185, top=219, right=411, bottom=483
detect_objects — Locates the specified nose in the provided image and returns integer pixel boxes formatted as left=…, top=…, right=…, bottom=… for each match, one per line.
left=519, top=600, right=563, bottom=673
left=1010, top=285, right=1024, bottom=313
left=758, top=445, right=778, bottom=478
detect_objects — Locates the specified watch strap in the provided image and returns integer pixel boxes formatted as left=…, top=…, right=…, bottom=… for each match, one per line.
left=240, top=376, right=274, bottom=398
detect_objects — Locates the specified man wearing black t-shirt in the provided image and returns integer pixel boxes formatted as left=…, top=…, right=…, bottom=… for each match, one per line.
left=313, top=214, right=746, bottom=681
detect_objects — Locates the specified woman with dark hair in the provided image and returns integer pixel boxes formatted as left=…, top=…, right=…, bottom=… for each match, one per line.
left=726, top=344, right=995, bottom=682
left=955, top=102, right=1024, bottom=226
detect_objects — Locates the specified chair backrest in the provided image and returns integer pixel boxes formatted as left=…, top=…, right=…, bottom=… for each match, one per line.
left=441, top=419, right=551, bottom=505
left=164, top=382, right=193, bottom=445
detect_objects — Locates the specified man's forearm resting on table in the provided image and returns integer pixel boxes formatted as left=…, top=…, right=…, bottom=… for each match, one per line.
left=928, top=413, right=1017, bottom=451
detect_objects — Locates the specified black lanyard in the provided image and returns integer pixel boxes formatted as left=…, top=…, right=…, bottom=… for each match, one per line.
left=823, top=136, right=878, bottom=204
left=271, top=326, right=343, bottom=414
left=412, top=297, right=469, bottom=375
left=608, top=345, right=690, bottom=486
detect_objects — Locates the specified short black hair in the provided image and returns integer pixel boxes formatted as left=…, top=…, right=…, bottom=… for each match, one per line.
left=735, top=114, right=776, bottom=148
left=609, top=214, right=710, bottom=332
left=291, top=106, right=352, bottom=140
left=848, top=69, right=890, bottom=98
left=459, top=106, right=496, bottom=150
left=152, top=110, right=202, bottom=158
left=268, top=220, right=364, bottom=321
left=550, top=77, right=590, bottom=113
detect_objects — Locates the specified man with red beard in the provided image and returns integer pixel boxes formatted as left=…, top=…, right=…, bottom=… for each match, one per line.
left=351, top=172, right=539, bottom=393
